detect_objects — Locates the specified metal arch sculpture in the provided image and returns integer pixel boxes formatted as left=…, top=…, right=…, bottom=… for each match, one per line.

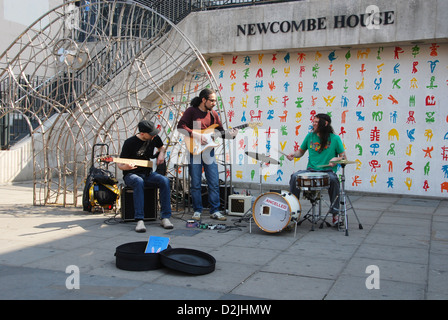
left=0, top=1, right=229, bottom=206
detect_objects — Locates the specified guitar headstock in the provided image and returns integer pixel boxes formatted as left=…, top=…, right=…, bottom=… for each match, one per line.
left=248, top=121, right=263, bottom=128
left=99, top=156, right=113, bottom=163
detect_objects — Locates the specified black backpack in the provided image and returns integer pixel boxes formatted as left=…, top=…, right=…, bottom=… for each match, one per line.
left=82, top=144, right=119, bottom=212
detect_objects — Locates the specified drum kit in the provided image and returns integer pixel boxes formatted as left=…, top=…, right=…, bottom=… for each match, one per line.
left=244, top=152, right=362, bottom=236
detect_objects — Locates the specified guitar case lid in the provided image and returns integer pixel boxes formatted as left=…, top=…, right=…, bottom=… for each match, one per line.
left=115, top=242, right=215, bottom=275
left=159, top=248, right=216, bottom=275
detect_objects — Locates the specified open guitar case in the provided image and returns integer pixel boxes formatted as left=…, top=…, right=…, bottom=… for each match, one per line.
left=115, top=242, right=216, bottom=275
left=82, top=143, right=120, bottom=212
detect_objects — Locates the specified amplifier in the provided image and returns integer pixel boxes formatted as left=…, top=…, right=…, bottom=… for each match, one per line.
left=121, top=186, right=157, bottom=222
left=228, top=195, right=253, bottom=216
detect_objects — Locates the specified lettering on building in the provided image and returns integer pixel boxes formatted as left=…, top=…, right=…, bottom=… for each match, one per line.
left=236, top=11, right=395, bottom=36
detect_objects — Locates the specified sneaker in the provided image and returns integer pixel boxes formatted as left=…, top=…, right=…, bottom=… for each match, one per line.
left=135, top=220, right=146, bottom=233
left=192, top=212, right=201, bottom=220
left=332, top=214, right=344, bottom=227
left=161, top=218, right=174, bottom=229
left=211, top=211, right=227, bottom=221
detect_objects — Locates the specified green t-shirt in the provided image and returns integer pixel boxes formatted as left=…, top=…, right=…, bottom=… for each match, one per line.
left=300, top=132, right=345, bottom=172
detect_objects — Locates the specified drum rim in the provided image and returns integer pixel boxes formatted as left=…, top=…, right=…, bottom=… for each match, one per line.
left=252, top=191, right=301, bottom=233
left=297, top=172, right=329, bottom=178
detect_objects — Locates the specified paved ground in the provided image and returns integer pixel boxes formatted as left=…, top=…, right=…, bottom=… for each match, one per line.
left=0, top=182, right=447, bottom=301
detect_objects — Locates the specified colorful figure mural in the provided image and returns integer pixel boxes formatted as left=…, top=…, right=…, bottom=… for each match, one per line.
left=206, top=43, right=447, bottom=197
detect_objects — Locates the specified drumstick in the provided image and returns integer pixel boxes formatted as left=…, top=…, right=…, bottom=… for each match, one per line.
left=272, top=148, right=289, bottom=156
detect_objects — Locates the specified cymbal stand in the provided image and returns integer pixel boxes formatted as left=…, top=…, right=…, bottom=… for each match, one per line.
left=322, top=164, right=363, bottom=236
left=249, top=160, right=265, bottom=233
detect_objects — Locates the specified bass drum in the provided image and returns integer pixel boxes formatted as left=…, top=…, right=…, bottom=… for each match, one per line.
left=252, top=191, right=301, bottom=233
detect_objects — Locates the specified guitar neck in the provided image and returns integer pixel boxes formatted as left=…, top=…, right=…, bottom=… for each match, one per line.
left=225, top=123, right=249, bottom=132
left=110, top=157, right=154, bottom=168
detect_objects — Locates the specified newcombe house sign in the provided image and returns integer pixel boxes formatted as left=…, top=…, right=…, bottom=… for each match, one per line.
left=236, top=8, right=395, bottom=36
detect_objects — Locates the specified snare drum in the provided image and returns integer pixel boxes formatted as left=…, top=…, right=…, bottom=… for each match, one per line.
left=252, top=191, right=301, bottom=233
left=296, top=172, right=330, bottom=190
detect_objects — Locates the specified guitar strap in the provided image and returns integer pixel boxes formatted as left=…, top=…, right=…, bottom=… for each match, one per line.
left=210, top=111, right=227, bottom=139
left=209, top=110, right=215, bottom=125
left=136, top=139, right=153, bottom=175
left=209, top=111, right=221, bottom=140
left=136, top=140, right=149, bottom=157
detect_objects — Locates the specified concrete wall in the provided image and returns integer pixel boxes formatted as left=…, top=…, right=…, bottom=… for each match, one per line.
left=0, top=139, right=33, bottom=184
left=179, top=0, right=448, bottom=54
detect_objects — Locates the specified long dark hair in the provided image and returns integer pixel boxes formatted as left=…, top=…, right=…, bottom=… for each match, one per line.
left=190, top=88, right=215, bottom=108
left=315, top=113, right=334, bottom=153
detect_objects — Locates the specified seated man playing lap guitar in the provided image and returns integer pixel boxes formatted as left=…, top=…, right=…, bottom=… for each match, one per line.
left=117, top=120, right=173, bottom=232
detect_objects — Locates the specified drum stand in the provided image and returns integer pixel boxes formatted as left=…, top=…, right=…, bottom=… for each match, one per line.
left=322, top=164, right=363, bottom=236
left=297, top=188, right=331, bottom=231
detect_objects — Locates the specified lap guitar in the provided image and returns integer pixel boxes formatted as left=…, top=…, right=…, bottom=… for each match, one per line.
left=184, top=122, right=262, bottom=155
left=99, top=156, right=154, bottom=168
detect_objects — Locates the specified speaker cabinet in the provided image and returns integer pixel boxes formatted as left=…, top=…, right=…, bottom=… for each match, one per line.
left=121, top=186, right=157, bottom=222
left=200, top=185, right=232, bottom=210
left=228, top=195, right=252, bottom=216
left=219, top=185, right=232, bottom=210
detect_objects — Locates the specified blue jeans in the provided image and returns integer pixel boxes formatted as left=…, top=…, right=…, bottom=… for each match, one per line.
left=123, top=172, right=171, bottom=220
left=189, top=150, right=220, bottom=214
left=289, top=169, right=340, bottom=214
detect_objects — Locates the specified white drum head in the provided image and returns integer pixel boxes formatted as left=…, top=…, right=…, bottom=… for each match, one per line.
left=252, top=191, right=301, bottom=233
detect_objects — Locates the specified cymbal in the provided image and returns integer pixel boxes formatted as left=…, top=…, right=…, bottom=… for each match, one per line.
left=317, top=160, right=357, bottom=167
left=245, top=151, right=280, bottom=165
left=330, top=159, right=357, bottom=165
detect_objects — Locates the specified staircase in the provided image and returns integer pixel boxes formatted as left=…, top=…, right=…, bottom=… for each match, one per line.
left=0, top=0, right=296, bottom=149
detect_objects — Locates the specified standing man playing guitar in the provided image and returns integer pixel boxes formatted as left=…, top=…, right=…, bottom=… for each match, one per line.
left=178, top=88, right=238, bottom=221
left=118, top=120, right=173, bottom=232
